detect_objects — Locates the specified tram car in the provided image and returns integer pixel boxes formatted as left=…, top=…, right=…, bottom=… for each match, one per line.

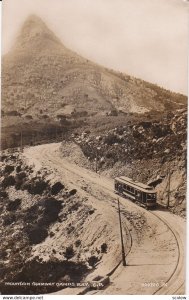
left=114, top=176, right=157, bottom=209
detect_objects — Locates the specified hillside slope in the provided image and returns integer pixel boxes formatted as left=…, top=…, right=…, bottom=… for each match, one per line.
left=2, top=15, right=187, bottom=120
left=60, top=108, right=187, bottom=217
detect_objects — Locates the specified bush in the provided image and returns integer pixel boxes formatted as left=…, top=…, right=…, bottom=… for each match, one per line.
left=25, top=225, right=48, bottom=245
left=106, top=152, right=114, bottom=159
left=23, top=197, right=63, bottom=242
left=0, top=190, right=8, bottom=198
left=88, top=207, right=95, bottom=215
left=15, top=172, right=26, bottom=190
left=49, top=232, right=55, bottom=238
left=69, top=189, right=77, bottom=196
left=16, top=171, right=27, bottom=180
left=0, top=250, right=7, bottom=260
left=75, top=240, right=81, bottom=247
left=24, top=179, right=48, bottom=195
left=67, top=225, right=75, bottom=234
left=3, top=213, right=16, bottom=225
left=4, top=165, right=14, bottom=174
left=51, top=182, right=64, bottom=195
left=2, top=175, right=16, bottom=188
left=101, top=243, right=108, bottom=253
left=42, top=197, right=63, bottom=224
left=88, top=255, right=98, bottom=267
left=1, top=155, right=8, bottom=161
left=7, top=198, right=22, bottom=211
left=15, top=178, right=24, bottom=190
left=104, top=134, right=120, bottom=145
left=21, top=181, right=31, bottom=192
left=16, top=165, right=22, bottom=173
left=23, top=203, right=42, bottom=224
left=64, top=245, right=75, bottom=260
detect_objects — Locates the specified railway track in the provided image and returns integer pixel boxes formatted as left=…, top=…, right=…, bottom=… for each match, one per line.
left=23, top=143, right=185, bottom=295
left=149, top=210, right=185, bottom=295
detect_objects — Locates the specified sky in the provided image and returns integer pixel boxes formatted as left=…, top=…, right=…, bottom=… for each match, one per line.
left=2, top=0, right=189, bottom=95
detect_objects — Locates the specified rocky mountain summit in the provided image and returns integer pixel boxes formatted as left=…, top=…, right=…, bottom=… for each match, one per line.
left=13, top=15, right=63, bottom=51
left=2, top=15, right=187, bottom=121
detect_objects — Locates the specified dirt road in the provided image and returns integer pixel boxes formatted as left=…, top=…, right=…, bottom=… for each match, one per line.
left=24, top=143, right=186, bottom=295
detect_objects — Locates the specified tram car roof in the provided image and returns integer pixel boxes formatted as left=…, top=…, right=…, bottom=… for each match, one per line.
left=115, top=176, right=156, bottom=194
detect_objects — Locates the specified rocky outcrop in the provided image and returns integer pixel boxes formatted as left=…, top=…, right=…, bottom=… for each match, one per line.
left=68, top=109, right=187, bottom=216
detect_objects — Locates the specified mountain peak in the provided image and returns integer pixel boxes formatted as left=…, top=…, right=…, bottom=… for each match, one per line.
left=14, top=14, right=62, bottom=50
left=24, top=14, right=45, bottom=24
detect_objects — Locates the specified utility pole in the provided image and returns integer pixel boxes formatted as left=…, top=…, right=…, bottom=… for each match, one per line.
left=20, top=131, right=23, bottom=152
left=35, top=132, right=38, bottom=145
left=167, top=166, right=171, bottom=208
left=32, top=132, right=35, bottom=146
left=55, top=126, right=58, bottom=141
left=117, top=198, right=126, bottom=266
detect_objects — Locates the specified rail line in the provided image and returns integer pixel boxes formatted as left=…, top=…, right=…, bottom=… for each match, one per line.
left=149, top=210, right=184, bottom=295
left=23, top=143, right=185, bottom=295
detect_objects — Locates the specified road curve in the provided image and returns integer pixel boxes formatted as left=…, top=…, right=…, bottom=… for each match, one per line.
left=23, top=143, right=186, bottom=295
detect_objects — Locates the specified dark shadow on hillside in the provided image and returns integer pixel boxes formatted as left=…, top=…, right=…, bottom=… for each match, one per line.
left=1, top=259, right=89, bottom=295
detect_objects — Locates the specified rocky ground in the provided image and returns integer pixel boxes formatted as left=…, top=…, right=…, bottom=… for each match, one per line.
left=0, top=141, right=186, bottom=295
left=22, top=143, right=186, bottom=295
left=60, top=108, right=187, bottom=217
left=0, top=148, right=137, bottom=295
left=0, top=150, right=112, bottom=294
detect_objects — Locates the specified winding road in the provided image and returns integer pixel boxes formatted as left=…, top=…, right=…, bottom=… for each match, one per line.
left=23, top=143, right=186, bottom=295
